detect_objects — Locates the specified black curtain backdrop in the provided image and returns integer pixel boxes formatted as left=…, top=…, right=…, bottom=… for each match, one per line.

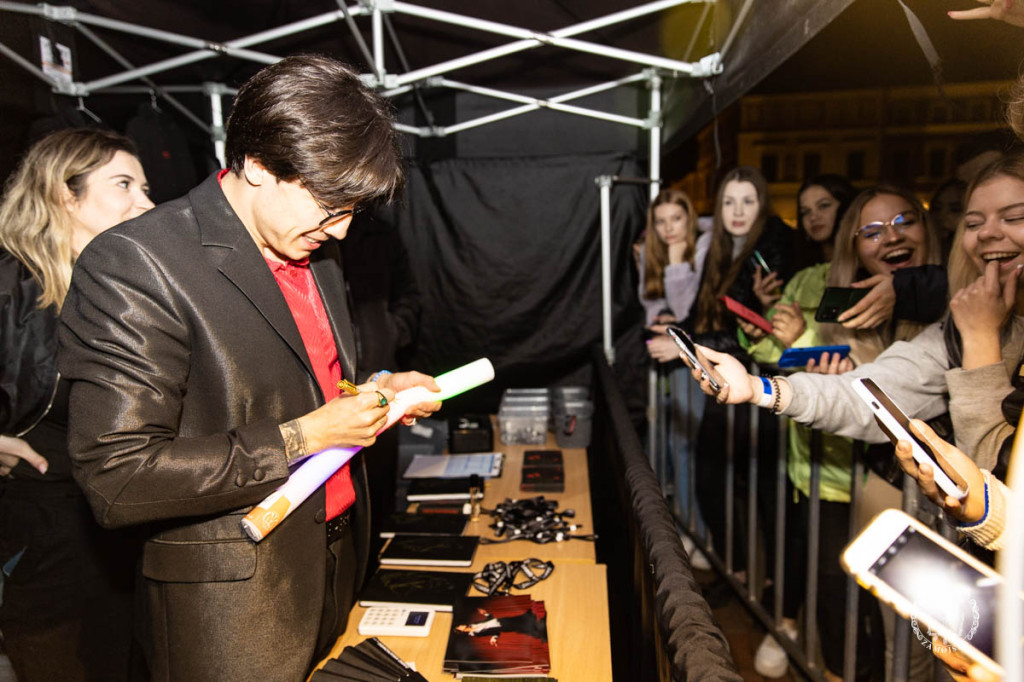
left=388, top=152, right=649, bottom=417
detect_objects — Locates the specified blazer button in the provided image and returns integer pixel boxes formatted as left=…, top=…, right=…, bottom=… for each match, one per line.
left=235, top=472, right=245, bottom=486
left=314, top=509, right=326, bottom=524
left=253, top=468, right=265, bottom=481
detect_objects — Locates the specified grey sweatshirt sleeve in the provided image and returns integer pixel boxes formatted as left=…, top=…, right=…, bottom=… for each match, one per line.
left=662, top=231, right=710, bottom=326
left=783, top=322, right=952, bottom=442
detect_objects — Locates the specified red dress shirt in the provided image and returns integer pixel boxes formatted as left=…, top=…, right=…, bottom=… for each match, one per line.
left=265, top=257, right=355, bottom=519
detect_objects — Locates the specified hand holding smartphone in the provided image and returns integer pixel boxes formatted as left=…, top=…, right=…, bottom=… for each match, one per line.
left=815, top=287, right=869, bottom=323
left=851, top=378, right=968, bottom=500
left=666, top=326, right=725, bottom=394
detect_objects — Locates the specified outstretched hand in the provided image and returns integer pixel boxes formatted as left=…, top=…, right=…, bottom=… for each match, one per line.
left=680, top=345, right=754, bottom=403
left=949, top=0, right=1024, bottom=28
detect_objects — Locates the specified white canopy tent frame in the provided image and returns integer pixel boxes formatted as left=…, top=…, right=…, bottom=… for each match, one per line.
left=0, top=0, right=724, bottom=366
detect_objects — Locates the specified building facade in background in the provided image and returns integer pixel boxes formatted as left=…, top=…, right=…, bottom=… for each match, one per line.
left=677, top=80, right=1015, bottom=225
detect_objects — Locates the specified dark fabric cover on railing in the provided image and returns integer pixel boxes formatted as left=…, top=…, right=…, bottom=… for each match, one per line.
left=592, top=349, right=741, bottom=681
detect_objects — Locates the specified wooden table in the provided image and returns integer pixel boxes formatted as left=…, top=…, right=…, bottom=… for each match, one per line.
left=462, top=440, right=596, bottom=565
left=316, top=430, right=612, bottom=680
left=323, top=562, right=612, bottom=681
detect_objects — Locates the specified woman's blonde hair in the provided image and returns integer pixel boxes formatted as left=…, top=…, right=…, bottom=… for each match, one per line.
left=0, top=127, right=138, bottom=310
left=821, top=186, right=942, bottom=363
left=947, top=153, right=1024, bottom=297
left=693, top=166, right=770, bottom=333
left=642, top=188, right=697, bottom=300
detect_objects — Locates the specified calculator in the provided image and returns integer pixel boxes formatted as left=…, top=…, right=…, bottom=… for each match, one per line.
left=357, top=606, right=435, bottom=637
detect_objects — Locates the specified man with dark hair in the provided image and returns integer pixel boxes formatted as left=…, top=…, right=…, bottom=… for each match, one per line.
left=58, top=55, right=440, bottom=681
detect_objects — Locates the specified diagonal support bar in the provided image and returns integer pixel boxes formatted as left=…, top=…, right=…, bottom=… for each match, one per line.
left=390, top=0, right=715, bottom=86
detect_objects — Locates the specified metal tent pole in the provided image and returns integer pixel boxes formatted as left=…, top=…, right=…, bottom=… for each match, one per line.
left=597, top=175, right=615, bottom=365
left=205, top=83, right=227, bottom=167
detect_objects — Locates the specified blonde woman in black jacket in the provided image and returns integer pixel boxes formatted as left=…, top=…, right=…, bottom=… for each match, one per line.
left=0, top=127, right=153, bottom=681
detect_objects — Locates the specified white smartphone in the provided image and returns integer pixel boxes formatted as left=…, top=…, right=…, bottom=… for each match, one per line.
left=842, top=509, right=1008, bottom=678
left=667, top=326, right=722, bottom=394
left=851, top=377, right=968, bottom=500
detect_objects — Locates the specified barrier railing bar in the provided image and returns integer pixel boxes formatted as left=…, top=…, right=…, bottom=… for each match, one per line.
left=725, top=403, right=736, bottom=574
left=687, top=377, right=700, bottom=537
left=747, top=401, right=759, bottom=603
left=805, top=428, right=823, bottom=665
left=842, top=444, right=865, bottom=681
left=889, top=474, right=919, bottom=681
left=773, top=412, right=787, bottom=625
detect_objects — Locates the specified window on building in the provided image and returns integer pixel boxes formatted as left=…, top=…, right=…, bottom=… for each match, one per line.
left=783, top=153, right=798, bottom=182
left=928, top=148, right=946, bottom=179
left=847, top=151, right=865, bottom=181
left=803, top=152, right=821, bottom=178
left=762, top=153, right=779, bottom=182
left=892, top=149, right=912, bottom=181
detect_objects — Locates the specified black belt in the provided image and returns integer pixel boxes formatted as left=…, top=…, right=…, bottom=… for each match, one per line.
left=326, top=510, right=352, bottom=545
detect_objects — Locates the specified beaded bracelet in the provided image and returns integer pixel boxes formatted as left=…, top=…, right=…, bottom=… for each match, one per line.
left=769, top=375, right=782, bottom=414
left=368, top=369, right=392, bottom=383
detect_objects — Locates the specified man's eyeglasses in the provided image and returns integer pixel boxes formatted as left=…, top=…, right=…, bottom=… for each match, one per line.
left=307, top=187, right=357, bottom=228
left=855, top=211, right=918, bottom=243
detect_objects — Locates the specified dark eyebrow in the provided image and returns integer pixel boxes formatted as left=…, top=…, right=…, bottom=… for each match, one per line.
left=1000, top=202, right=1024, bottom=214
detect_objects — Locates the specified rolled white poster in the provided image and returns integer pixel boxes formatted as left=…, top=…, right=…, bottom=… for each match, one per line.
left=241, top=358, right=495, bottom=541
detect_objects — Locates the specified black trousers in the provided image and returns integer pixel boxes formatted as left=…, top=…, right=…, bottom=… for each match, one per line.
left=782, top=492, right=885, bottom=680
left=694, top=400, right=780, bottom=571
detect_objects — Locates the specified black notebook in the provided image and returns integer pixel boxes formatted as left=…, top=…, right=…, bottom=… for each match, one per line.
left=520, top=466, right=565, bottom=493
left=379, top=535, right=479, bottom=567
left=523, top=449, right=563, bottom=468
left=379, top=512, right=468, bottom=538
left=406, top=477, right=474, bottom=501
left=358, top=568, right=474, bottom=611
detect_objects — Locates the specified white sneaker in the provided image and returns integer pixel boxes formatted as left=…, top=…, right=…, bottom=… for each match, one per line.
left=753, top=622, right=797, bottom=678
left=680, top=533, right=712, bottom=571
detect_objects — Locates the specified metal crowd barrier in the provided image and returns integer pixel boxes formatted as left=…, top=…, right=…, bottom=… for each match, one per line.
left=648, top=360, right=940, bottom=682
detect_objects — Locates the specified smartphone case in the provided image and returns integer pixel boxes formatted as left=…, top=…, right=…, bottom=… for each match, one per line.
left=841, top=509, right=1003, bottom=677
left=850, top=378, right=967, bottom=500
left=777, top=345, right=851, bottom=369
left=719, top=295, right=772, bottom=334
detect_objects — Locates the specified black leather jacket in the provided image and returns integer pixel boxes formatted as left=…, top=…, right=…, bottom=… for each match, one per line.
left=1, top=250, right=60, bottom=438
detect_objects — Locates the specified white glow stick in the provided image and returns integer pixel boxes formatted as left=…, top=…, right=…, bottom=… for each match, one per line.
left=241, top=358, right=495, bottom=541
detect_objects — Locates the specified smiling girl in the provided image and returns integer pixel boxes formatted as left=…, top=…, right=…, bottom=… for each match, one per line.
left=740, top=186, right=942, bottom=679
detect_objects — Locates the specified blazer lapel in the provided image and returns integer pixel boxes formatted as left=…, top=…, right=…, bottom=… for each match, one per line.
left=311, top=240, right=357, bottom=381
left=188, top=175, right=316, bottom=383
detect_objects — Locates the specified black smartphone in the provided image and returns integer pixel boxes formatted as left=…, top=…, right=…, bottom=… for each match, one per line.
left=814, top=287, right=869, bottom=323
left=666, top=326, right=722, bottom=393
